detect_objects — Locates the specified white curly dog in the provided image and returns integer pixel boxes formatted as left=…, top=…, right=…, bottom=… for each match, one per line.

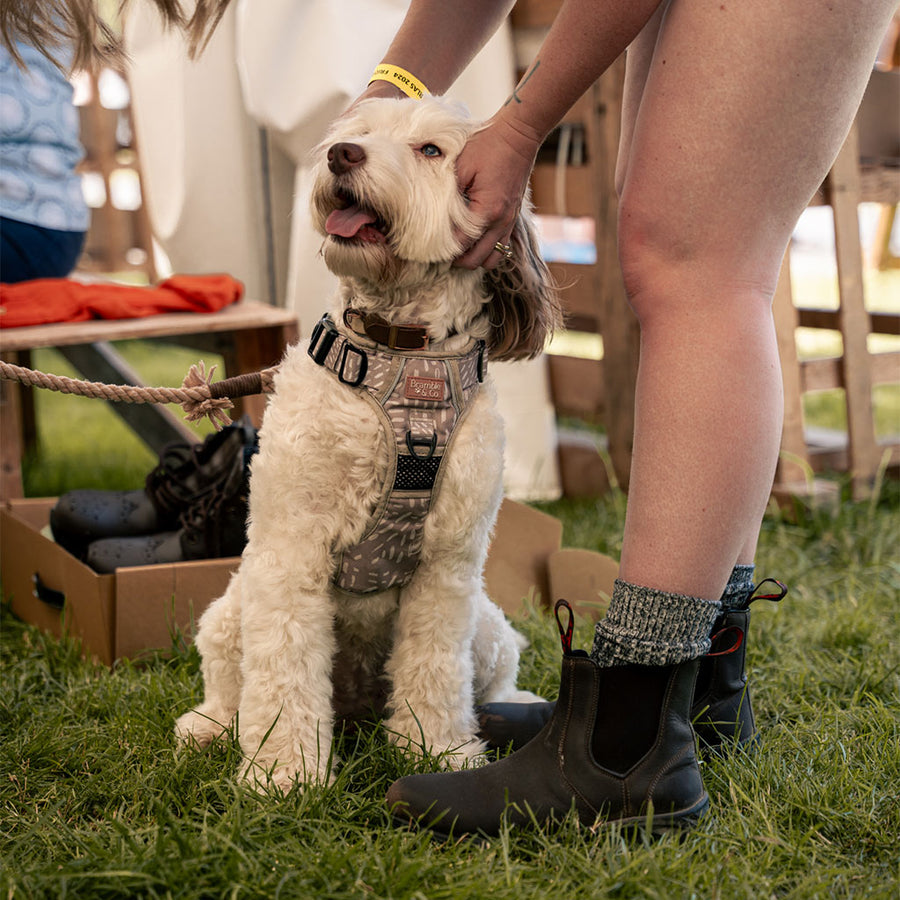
left=175, top=95, right=561, bottom=789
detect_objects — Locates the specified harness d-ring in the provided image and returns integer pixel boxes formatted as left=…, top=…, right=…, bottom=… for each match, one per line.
left=406, top=430, right=437, bottom=459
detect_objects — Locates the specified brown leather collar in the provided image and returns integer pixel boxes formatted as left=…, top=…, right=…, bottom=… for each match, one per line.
left=343, top=308, right=430, bottom=350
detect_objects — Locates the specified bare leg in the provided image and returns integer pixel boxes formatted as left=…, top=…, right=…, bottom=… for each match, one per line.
left=382, top=0, right=898, bottom=837
left=614, top=0, right=897, bottom=600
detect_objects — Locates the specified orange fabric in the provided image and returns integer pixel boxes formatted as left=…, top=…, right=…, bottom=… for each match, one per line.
left=0, top=274, right=244, bottom=329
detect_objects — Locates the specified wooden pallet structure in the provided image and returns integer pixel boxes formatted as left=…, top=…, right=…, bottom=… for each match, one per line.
left=513, top=1, right=900, bottom=501
left=74, top=67, right=157, bottom=280
left=774, top=118, right=900, bottom=502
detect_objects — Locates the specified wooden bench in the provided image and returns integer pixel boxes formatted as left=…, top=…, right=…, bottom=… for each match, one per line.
left=0, top=300, right=299, bottom=501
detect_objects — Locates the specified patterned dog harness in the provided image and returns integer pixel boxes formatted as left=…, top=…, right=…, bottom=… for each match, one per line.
left=307, top=314, right=486, bottom=594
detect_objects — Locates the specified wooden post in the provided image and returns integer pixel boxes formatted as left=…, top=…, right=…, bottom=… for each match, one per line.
left=828, top=122, right=882, bottom=499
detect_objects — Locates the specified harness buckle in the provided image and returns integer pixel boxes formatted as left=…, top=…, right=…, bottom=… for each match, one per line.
left=308, top=316, right=338, bottom=365
left=338, top=342, right=368, bottom=386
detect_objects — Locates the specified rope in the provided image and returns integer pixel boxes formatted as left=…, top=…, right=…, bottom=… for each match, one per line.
left=0, top=358, right=279, bottom=430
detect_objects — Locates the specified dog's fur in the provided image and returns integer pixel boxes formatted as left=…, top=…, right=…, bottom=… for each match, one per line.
left=174, top=96, right=561, bottom=789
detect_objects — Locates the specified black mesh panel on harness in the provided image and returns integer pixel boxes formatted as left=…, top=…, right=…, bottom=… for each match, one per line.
left=307, top=314, right=485, bottom=594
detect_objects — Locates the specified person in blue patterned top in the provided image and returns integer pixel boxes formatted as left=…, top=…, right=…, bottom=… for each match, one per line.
left=1, top=37, right=89, bottom=282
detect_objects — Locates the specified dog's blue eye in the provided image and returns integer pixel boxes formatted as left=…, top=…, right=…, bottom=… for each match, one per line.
left=419, top=143, right=442, bottom=158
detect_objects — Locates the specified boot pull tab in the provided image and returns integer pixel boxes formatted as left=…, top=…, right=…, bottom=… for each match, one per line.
left=748, top=578, right=788, bottom=606
left=554, top=599, right=575, bottom=655
left=707, top=624, right=745, bottom=657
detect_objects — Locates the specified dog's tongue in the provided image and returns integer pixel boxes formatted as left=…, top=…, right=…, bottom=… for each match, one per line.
left=326, top=204, right=377, bottom=238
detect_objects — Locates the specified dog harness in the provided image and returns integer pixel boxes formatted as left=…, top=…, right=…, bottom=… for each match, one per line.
left=307, top=313, right=486, bottom=595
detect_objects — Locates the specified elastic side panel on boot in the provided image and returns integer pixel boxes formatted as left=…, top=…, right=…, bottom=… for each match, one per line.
left=591, top=664, right=673, bottom=774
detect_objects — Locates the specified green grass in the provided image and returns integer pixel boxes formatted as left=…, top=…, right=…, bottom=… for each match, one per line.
left=1, top=490, right=898, bottom=899
left=3, top=483, right=899, bottom=896
left=3, top=333, right=899, bottom=899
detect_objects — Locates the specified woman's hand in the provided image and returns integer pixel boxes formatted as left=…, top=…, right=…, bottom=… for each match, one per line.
left=453, top=112, right=543, bottom=269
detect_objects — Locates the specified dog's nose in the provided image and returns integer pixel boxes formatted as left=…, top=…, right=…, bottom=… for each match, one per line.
left=327, top=142, right=366, bottom=175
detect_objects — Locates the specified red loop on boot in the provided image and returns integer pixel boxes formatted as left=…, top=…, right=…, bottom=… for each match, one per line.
left=748, top=578, right=788, bottom=605
left=554, top=599, right=575, bottom=655
left=706, top=624, right=744, bottom=657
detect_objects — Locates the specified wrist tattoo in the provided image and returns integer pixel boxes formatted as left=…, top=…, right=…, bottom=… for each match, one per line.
left=505, top=60, right=540, bottom=106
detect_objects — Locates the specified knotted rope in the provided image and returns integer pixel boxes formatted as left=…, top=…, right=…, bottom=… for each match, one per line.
left=0, top=358, right=279, bottom=429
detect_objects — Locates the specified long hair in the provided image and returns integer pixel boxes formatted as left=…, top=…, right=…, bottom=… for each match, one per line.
left=482, top=199, right=564, bottom=362
left=1, top=1, right=232, bottom=70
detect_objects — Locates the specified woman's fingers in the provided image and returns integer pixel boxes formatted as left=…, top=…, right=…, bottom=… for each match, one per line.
left=452, top=116, right=539, bottom=268
left=456, top=232, right=515, bottom=270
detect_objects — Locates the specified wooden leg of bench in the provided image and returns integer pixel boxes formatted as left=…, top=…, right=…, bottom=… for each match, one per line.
left=1, top=353, right=25, bottom=501
left=17, top=350, right=38, bottom=454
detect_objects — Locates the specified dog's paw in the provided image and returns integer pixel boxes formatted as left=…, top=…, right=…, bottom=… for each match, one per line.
left=174, top=708, right=231, bottom=749
left=439, top=737, right=489, bottom=771
left=238, top=756, right=336, bottom=792
left=388, top=726, right=488, bottom=769
left=237, top=758, right=293, bottom=794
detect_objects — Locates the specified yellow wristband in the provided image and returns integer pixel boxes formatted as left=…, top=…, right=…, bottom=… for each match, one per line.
left=369, top=64, right=430, bottom=100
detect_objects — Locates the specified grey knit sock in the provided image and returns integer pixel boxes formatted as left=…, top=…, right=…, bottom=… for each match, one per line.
left=721, top=564, right=755, bottom=610
left=591, top=578, right=722, bottom=667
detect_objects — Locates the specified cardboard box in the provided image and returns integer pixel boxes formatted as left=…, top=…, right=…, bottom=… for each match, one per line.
left=530, top=163, right=595, bottom=219
left=2, top=497, right=617, bottom=664
left=547, top=548, right=616, bottom=621
left=1, top=498, right=239, bottom=665
left=483, top=498, right=562, bottom=615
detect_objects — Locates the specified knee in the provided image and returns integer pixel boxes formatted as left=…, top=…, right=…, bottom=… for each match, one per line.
left=616, top=189, right=691, bottom=325
left=616, top=183, right=783, bottom=326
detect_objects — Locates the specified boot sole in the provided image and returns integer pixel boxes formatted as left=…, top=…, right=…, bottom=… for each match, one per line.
left=615, top=793, right=711, bottom=838
left=391, top=792, right=710, bottom=841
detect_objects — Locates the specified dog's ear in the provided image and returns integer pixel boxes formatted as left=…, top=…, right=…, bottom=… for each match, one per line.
left=482, top=201, right=564, bottom=362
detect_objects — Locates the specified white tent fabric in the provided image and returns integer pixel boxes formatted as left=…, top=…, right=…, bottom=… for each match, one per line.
left=125, top=5, right=270, bottom=301
left=125, top=2, right=560, bottom=500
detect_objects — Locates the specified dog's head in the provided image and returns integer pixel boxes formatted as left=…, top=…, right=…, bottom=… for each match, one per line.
left=310, top=96, right=561, bottom=361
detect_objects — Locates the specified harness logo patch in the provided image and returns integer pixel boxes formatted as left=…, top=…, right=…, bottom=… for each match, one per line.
left=405, top=375, right=445, bottom=401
